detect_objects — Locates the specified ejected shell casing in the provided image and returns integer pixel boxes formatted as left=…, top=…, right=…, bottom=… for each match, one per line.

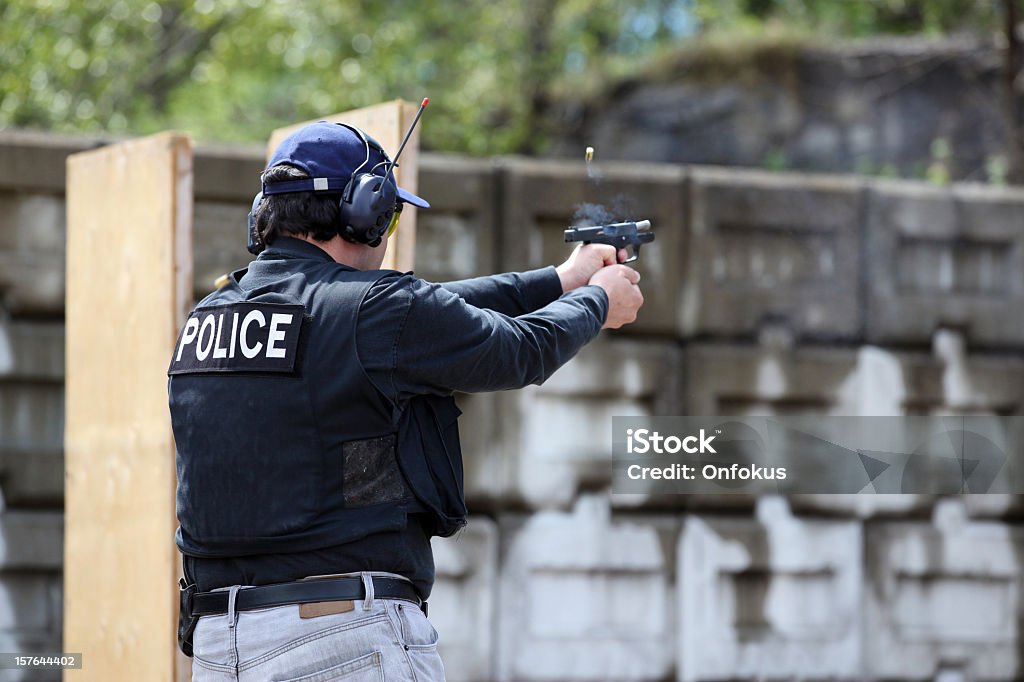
left=585, top=146, right=594, bottom=162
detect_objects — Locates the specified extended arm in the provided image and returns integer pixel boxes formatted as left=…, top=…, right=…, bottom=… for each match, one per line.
left=438, top=268, right=563, bottom=317
left=359, top=274, right=608, bottom=402
left=437, top=243, right=627, bottom=316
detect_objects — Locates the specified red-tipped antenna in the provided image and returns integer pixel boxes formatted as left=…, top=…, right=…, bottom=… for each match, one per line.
left=385, top=97, right=429, bottom=177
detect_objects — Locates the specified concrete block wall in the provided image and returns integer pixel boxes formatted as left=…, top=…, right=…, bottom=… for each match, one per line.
left=1, top=130, right=1023, bottom=680
left=866, top=181, right=1024, bottom=347
left=865, top=499, right=1024, bottom=681
left=683, top=167, right=863, bottom=341
left=678, top=498, right=862, bottom=681
left=496, top=496, right=673, bottom=682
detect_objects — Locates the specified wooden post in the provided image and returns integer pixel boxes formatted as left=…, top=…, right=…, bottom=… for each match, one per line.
left=266, top=100, right=422, bottom=272
left=64, top=132, right=193, bottom=682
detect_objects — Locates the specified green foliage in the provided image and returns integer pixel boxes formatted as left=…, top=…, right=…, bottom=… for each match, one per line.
left=695, top=0, right=1003, bottom=37
left=0, top=0, right=1009, bottom=154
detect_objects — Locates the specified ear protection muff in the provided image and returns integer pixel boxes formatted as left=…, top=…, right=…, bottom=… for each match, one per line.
left=334, top=124, right=399, bottom=248
left=246, top=191, right=265, bottom=256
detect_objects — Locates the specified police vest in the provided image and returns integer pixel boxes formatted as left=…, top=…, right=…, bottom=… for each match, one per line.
left=168, top=258, right=467, bottom=559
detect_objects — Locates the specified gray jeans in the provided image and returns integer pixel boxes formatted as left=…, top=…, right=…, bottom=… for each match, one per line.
left=191, top=572, right=445, bottom=682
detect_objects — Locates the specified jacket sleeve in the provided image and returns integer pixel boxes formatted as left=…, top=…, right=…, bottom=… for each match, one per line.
left=437, top=267, right=564, bottom=316
left=357, top=273, right=607, bottom=402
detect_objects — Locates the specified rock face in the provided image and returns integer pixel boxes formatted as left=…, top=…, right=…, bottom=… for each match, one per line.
left=2, top=130, right=1024, bottom=680
left=552, top=38, right=1014, bottom=183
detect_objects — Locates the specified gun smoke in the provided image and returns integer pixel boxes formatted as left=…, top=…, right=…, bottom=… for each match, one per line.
left=572, top=196, right=639, bottom=227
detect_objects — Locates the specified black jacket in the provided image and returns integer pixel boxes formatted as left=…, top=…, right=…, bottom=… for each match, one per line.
left=169, top=237, right=608, bottom=591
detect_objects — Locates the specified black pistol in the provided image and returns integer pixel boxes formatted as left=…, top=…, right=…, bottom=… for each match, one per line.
left=563, top=220, right=654, bottom=263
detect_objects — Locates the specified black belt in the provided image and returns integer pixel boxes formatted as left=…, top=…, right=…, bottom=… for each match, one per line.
left=190, top=576, right=422, bottom=617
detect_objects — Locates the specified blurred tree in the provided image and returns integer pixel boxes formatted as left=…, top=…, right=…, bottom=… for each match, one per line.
left=0, top=0, right=1014, bottom=155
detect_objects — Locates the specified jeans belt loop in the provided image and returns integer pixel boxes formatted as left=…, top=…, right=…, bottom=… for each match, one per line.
left=227, top=585, right=241, bottom=629
left=361, top=572, right=374, bottom=611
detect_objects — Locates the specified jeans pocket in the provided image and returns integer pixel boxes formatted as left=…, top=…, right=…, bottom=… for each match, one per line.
left=394, top=603, right=439, bottom=650
left=392, top=603, right=446, bottom=681
left=274, top=650, right=383, bottom=682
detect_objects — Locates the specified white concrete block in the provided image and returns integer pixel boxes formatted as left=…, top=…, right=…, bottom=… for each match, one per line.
left=466, top=339, right=679, bottom=509
left=865, top=499, right=1024, bottom=680
left=678, top=497, right=862, bottom=681
left=430, top=518, right=497, bottom=682
left=459, top=338, right=679, bottom=509
left=515, top=387, right=647, bottom=508
left=498, top=495, right=671, bottom=682
left=457, top=391, right=516, bottom=508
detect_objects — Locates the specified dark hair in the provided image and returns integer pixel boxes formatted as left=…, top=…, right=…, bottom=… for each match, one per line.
left=254, top=165, right=342, bottom=245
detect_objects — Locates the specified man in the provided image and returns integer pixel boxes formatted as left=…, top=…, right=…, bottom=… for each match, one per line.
left=169, top=121, right=643, bottom=681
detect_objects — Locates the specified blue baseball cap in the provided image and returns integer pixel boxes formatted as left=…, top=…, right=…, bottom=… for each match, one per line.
left=262, top=121, right=430, bottom=208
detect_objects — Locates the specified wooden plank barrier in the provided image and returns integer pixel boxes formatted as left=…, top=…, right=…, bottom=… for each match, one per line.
left=64, top=132, right=193, bottom=682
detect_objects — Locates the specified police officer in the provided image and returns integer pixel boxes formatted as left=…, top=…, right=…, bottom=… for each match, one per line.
left=169, top=121, right=643, bottom=681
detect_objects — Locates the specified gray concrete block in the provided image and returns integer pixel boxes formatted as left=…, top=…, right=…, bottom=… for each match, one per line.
left=497, top=495, right=672, bottom=682
left=961, top=493, right=1024, bottom=518
left=0, top=573, right=54, bottom=630
left=0, top=512, right=62, bottom=570
left=683, top=167, right=864, bottom=341
left=193, top=143, right=264, bottom=202
left=0, top=193, right=66, bottom=315
left=0, top=130, right=100, bottom=193
left=788, top=493, right=930, bottom=519
left=0, top=448, right=63, bottom=507
left=686, top=341, right=1024, bottom=417
left=430, top=518, right=497, bottom=682
left=415, top=155, right=498, bottom=282
left=0, top=630, right=64, bottom=682
left=193, top=200, right=252, bottom=297
left=0, top=323, right=64, bottom=381
left=866, top=180, right=1024, bottom=347
left=865, top=499, right=1024, bottom=680
left=678, top=497, right=862, bottom=681
left=0, top=384, right=63, bottom=451
left=456, top=391, right=515, bottom=510
left=684, top=343, right=860, bottom=416
left=498, top=157, right=685, bottom=335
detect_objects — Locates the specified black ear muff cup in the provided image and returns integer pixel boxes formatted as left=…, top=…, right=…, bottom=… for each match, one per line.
left=246, top=192, right=265, bottom=255
left=338, top=172, right=398, bottom=245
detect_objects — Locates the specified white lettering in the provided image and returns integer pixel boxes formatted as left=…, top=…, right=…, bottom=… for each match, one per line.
left=240, top=310, right=265, bottom=358
left=266, top=313, right=293, bottom=358
left=212, top=313, right=228, bottom=359
left=228, top=312, right=238, bottom=359
left=196, top=315, right=216, bottom=361
left=175, top=318, right=200, bottom=361
left=625, top=428, right=716, bottom=454
left=628, top=428, right=649, bottom=454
